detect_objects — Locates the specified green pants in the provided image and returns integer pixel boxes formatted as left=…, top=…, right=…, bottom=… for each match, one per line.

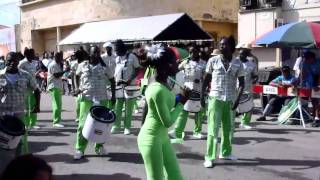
left=49, top=88, right=62, bottom=124
left=241, top=112, right=252, bottom=125
left=174, top=110, right=202, bottom=138
left=76, top=96, right=81, bottom=120
left=138, top=138, right=183, bottom=180
left=205, top=97, right=233, bottom=161
left=75, top=98, right=109, bottom=153
left=25, top=90, right=37, bottom=127
left=16, top=113, right=28, bottom=155
left=113, top=98, right=136, bottom=129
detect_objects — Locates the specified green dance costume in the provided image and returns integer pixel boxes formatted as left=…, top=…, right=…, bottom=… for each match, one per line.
left=138, top=82, right=184, bottom=180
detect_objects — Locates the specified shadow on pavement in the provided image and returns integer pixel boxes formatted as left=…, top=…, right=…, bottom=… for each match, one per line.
left=36, top=153, right=90, bottom=164
left=177, top=152, right=203, bottom=160
left=256, top=128, right=320, bottom=135
left=28, top=128, right=76, bottom=137
left=107, top=152, right=143, bottom=164
left=216, top=158, right=320, bottom=169
left=54, top=173, right=141, bottom=180
left=233, top=137, right=293, bottom=145
left=29, top=141, right=68, bottom=153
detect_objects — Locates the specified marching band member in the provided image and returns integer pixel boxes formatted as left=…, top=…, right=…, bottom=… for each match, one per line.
left=73, top=46, right=115, bottom=160
left=101, top=42, right=117, bottom=109
left=137, top=44, right=189, bottom=180
left=71, top=50, right=86, bottom=122
left=47, top=52, right=65, bottom=128
left=111, top=39, right=140, bottom=135
left=18, top=49, right=40, bottom=129
left=0, top=52, right=40, bottom=155
left=171, top=46, right=206, bottom=144
left=201, top=36, right=245, bottom=168
left=238, top=48, right=258, bottom=129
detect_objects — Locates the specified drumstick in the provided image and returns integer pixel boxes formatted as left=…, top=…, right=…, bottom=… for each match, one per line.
left=168, top=76, right=184, bottom=90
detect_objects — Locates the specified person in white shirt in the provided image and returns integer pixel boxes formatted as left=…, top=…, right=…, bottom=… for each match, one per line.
left=47, top=52, right=65, bottom=128
left=111, top=39, right=140, bottom=135
left=18, top=48, right=41, bottom=129
left=238, top=49, right=258, bottom=129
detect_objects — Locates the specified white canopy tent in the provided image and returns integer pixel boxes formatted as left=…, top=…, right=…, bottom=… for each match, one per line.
left=59, top=13, right=211, bottom=45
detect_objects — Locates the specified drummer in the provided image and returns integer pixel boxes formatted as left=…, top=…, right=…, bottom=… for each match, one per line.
left=111, top=39, right=140, bottom=135
left=237, top=48, right=258, bottom=129
left=73, top=46, right=116, bottom=160
left=18, top=48, right=41, bottom=129
left=0, top=52, right=40, bottom=155
left=171, top=45, right=206, bottom=144
left=71, top=50, right=86, bottom=122
left=201, top=36, right=245, bottom=168
left=101, top=42, right=117, bottom=109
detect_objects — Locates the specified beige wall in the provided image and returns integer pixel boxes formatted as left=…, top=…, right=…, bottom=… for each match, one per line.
left=20, top=0, right=239, bottom=52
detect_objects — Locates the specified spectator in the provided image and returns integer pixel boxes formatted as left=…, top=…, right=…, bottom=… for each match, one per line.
left=257, top=66, right=296, bottom=121
left=299, top=51, right=320, bottom=127
left=0, top=154, right=52, bottom=180
left=0, top=56, right=5, bottom=70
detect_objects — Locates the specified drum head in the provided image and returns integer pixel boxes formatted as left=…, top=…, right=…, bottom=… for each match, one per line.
left=239, top=94, right=250, bottom=103
left=90, top=106, right=115, bottom=123
left=189, top=91, right=200, bottom=100
left=125, top=86, right=140, bottom=91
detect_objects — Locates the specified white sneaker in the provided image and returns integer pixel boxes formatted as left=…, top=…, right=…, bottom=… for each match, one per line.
left=240, top=124, right=252, bottom=130
left=53, top=123, right=64, bottom=128
left=134, top=109, right=139, bottom=114
left=96, top=147, right=107, bottom=156
left=110, top=127, right=120, bottom=134
left=203, top=160, right=213, bottom=168
left=73, top=150, right=84, bottom=160
left=31, top=125, right=41, bottom=129
left=170, top=138, right=184, bottom=144
left=193, top=133, right=203, bottom=139
left=124, top=128, right=131, bottom=135
left=75, top=118, right=79, bottom=122
left=219, top=154, right=238, bottom=161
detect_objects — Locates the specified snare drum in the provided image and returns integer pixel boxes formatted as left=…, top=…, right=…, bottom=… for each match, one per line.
left=184, top=91, right=202, bottom=113
left=115, top=86, right=124, bottom=98
left=106, top=86, right=124, bottom=99
left=237, top=94, right=254, bottom=114
left=124, top=86, right=141, bottom=99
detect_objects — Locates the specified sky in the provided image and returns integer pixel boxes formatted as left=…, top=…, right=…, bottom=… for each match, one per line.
left=0, top=0, right=20, bottom=27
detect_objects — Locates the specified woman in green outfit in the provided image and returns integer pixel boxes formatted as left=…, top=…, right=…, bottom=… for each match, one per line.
left=137, top=44, right=189, bottom=180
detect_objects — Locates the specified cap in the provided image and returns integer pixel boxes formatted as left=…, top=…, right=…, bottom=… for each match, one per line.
left=236, top=43, right=252, bottom=49
left=211, top=49, right=221, bottom=56
left=103, top=42, right=113, bottom=48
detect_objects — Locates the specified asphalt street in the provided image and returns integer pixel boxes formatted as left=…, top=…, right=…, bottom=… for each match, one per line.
left=26, top=94, right=320, bottom=180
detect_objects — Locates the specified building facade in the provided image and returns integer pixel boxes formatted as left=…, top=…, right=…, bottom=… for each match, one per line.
left=20, top=0, right=239, bottom=54
left=238, top=0, right=320, bottom=68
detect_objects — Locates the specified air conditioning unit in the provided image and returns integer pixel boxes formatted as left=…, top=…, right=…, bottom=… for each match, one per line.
left=240, top=0, right=258, bottom=9
left=264, top=0, right=282, bottom=7
left=275, top=18, right=284, bottom=27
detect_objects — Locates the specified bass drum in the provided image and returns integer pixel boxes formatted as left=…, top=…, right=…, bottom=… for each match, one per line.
left=171, top=70, right=185, bottom=95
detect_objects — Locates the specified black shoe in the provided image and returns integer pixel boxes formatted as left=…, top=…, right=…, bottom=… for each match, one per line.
left=256, top=116, right=267, bottom=121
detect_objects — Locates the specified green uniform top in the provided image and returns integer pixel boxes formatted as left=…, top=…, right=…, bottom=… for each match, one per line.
left=138, top=82, right=183, bottom=146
